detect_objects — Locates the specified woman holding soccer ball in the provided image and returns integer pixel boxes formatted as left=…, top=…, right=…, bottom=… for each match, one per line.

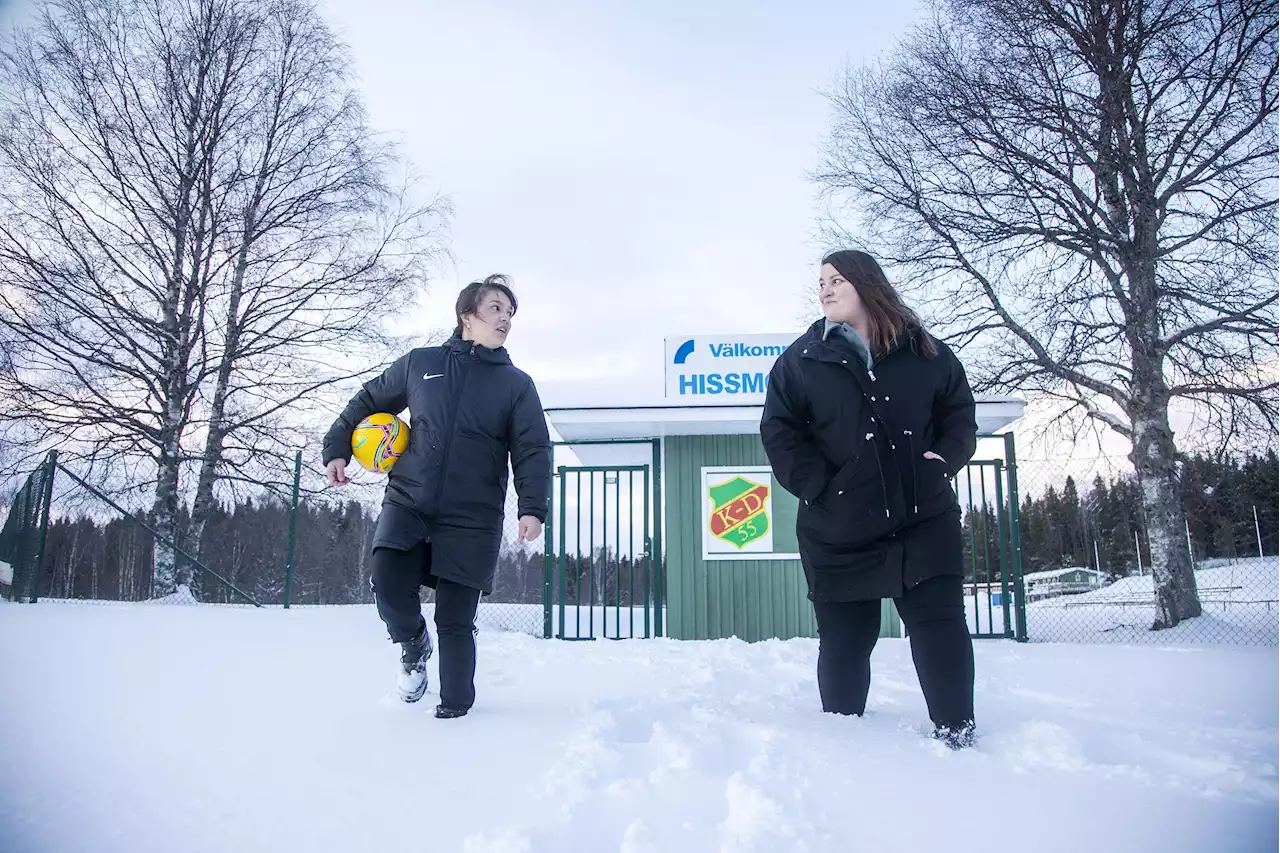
left=322, top=275, right=550, bottom=719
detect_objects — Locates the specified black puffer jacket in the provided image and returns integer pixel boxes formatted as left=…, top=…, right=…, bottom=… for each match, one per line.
left=322, top=336, right=551, bottom=594
left=760, top=319, right=978, bottom=602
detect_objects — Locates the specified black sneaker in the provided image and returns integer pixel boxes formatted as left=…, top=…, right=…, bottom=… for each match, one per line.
left=434, top=705, right=468, bottom=719
left=396, top=624, right=433, bottom=703
left=932, top=721, right=976, bottom=750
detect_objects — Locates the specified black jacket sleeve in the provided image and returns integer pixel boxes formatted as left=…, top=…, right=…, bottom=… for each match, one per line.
left=321, top=354, right=411, bottom=465
left=929, top=341, right=978, bottom=476
left=759, top=353, right=830, bottom=503
left=507, top=377, right=552, bottom=523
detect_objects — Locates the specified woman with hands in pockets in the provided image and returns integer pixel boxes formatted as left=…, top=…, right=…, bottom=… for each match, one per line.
left=761, top=250, right=980, bottom=748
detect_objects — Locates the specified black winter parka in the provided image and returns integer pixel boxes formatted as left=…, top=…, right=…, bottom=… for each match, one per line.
left=322, top=336, right=551, bottom=594
left=760, top=319, right=978, bottom=602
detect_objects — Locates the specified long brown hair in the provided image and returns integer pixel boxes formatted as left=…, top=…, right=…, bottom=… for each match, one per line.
left=821, top=250, right=937, bottom=358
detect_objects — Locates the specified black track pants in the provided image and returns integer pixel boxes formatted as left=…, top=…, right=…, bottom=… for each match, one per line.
left=812, top=574, right=975, bottom=729
left=371, top=542, right=482, bottom=711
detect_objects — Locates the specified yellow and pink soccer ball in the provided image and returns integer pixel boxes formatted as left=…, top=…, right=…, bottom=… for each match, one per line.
left=351, top=413, right=409, bottom=473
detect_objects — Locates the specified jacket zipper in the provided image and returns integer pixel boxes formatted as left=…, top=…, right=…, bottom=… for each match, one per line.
left=904, top=429, right=918, bottom=514
left=868, top=432, right=890, bottom=520
left=432, top=346, right=475, bottom=510
left=821, top=340, right=892, bottom=520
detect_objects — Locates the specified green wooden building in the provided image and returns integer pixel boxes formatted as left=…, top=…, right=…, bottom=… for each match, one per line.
left=540, top=333, right=1027, bottom=644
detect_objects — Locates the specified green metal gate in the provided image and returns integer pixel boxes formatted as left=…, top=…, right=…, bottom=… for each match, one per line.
left=953, top=434, right=1027, bottom=641
left=545, top=465, right=656, bottom=639
left=543, top=439, right=662, bottom=640
left=538, top=435, right=1023, bottom=642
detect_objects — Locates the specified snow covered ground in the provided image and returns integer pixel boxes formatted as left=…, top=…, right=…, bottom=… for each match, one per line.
left=1, top=601, right=1276, bottom=853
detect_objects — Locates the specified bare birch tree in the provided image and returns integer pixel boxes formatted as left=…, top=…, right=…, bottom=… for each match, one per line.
left=0, top=0, right=447, bottom=595
left=0, top=0, right=253, bottom=594
left=815, top=0, right=1277, bottom=629
left=183, top=0, right=448, bottom=570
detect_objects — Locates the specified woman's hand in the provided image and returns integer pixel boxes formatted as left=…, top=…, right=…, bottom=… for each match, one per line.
left=517, top=515, right=542, bottom=542
left=923, top=451, right=946, bottom=463
left=326, top=459, right=350, bottom=487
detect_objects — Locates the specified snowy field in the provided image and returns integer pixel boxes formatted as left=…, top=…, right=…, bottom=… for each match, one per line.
left=1, top=602, right=1276, bottom=853
left=260, top=601, right=668, bottom=640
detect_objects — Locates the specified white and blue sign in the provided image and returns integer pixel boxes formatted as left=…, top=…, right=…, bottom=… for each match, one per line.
left=664, top=333, right=797, bottom=400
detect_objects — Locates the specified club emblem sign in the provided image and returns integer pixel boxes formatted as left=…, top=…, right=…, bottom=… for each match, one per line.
left=702, top=467, right=775, bottom=557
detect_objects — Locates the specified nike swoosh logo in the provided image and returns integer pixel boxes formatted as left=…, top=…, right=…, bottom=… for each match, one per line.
left=423, top=373, right=444, bottom=380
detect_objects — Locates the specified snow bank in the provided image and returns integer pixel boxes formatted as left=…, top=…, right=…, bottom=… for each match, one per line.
left=0, top=603, right=1274, bottom=852
left=138, top=584, right=201, bottom=606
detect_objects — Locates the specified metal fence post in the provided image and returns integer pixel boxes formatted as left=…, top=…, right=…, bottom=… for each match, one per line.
left=993, top=458, right=1012, bottom=638
left=651, top=438, right=663, bottom=638
left=542, top=452, right=555, bottom=639
left=15, top=478, right=35, bottom=602
left=284, top=450, right=302, bottom=609
left=1004, top=433, right=1028, bottom=642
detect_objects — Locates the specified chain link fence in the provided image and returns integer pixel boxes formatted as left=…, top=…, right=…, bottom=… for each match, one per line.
left=6, top=452, right=261, bottom=607
left=1, top=451, right=547, bottom=637
left=1024, top=556, right=1278, bottom=646
left=0, top=454, right=55, bottom=604
left=1011, top=451, right=1278, bottom=646
left=7, top=445, right=1275, bottom=647
left=280, top=456, right=547, bottom=637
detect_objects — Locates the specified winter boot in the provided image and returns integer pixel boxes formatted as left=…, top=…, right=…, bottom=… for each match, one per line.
left=396, top=623, right=433, bottom=703
left=434, top=705, right=468, bottom=719
left=931, top=720, right=976, bottom=750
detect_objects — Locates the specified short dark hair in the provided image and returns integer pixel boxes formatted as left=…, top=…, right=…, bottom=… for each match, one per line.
left=453, top=274, right=518, bottom=338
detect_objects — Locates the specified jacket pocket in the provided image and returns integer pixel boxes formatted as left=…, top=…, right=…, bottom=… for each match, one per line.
left=801, top=445, right=893, bottom=548
left=809, top=427, right=872, bottom=507
left=919, top=456, right=954, bottom=502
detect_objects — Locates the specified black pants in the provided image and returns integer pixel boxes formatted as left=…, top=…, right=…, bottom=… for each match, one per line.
left=370, top=542, right=481, bottom=712
left=812, top=574, right=974, bottom=729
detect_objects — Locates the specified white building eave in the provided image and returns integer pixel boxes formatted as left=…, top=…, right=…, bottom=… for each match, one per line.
left=544, top=396, right=1026, bottom=443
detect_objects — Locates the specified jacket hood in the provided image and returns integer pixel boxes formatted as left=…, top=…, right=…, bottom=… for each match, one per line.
left=442, top=334, right=512, bottom=365
left=803, top=316, right=925, bottom=359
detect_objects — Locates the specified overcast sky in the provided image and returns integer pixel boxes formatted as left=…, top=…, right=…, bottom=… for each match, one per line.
left=318, top=0, right=926, bottom=406
left=0, top=0, right=1147, bottom=485
left=316, top=0, right=1214, bottom=485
